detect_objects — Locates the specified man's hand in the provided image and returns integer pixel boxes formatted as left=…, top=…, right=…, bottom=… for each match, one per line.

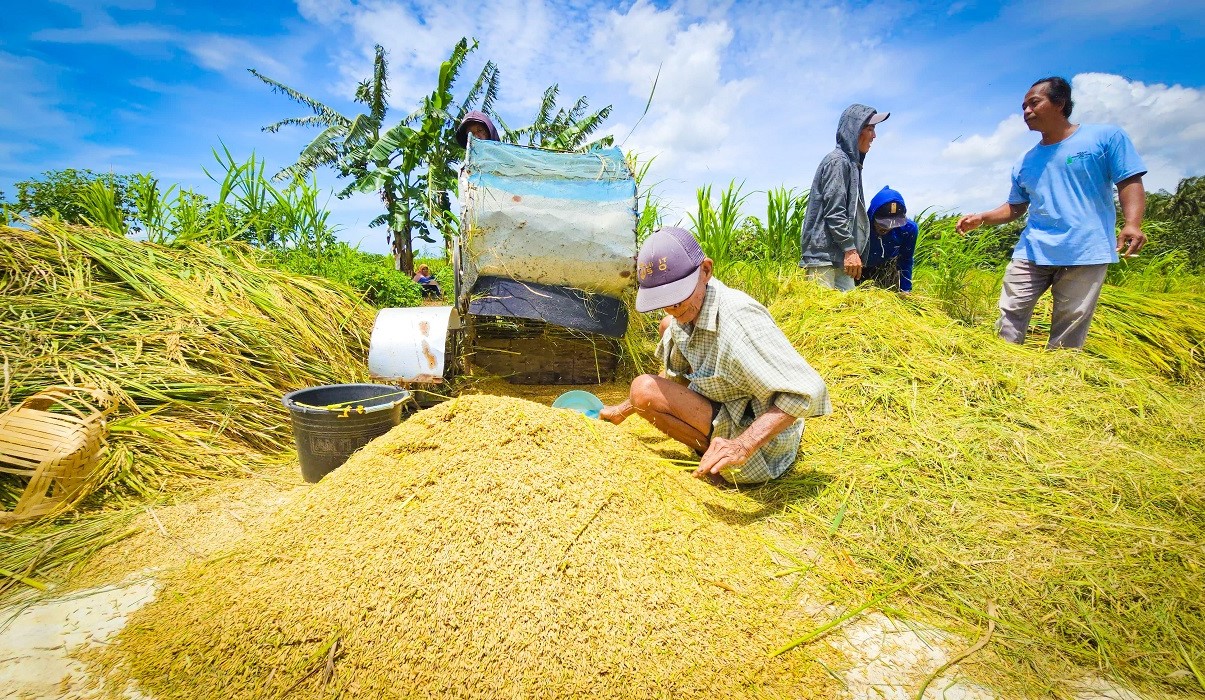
left=1117, top=223, right=1146, bottom=258
left=843, top=249, right=863, bottom=280
left=599, top=401, right=632, bottom=425
left=694, top=436, right=751, bottom=478
left=956, top=213, right=983, bottom=236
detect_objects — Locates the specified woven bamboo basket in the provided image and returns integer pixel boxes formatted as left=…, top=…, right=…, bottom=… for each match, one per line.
left=0, top=385, right=114, bottom=527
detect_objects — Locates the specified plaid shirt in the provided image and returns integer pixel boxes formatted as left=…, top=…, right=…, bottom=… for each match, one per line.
left=657, top=279, right=832, bottom=483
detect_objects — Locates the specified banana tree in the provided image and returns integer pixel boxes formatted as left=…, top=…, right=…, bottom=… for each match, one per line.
left=254, top=41, right=498, bottom=273
left=499, top=84, right=614, bottom=152
left=366, top=39, right=500, bottom=260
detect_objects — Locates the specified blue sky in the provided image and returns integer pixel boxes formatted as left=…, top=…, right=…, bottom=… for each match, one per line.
left=3, top=0, right=1203, bottom=256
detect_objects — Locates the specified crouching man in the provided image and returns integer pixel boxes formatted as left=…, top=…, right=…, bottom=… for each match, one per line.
left=601, top=227, right=832, bottom=484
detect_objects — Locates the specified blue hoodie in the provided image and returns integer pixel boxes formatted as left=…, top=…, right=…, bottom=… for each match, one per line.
left=864, top=186, right=918, bottom=292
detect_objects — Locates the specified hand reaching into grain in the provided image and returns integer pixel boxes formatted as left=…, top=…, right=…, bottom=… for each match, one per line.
left=694, top=436, right=751, bottom=478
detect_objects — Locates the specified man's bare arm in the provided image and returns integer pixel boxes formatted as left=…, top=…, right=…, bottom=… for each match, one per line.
left=1116, top=175, right=1146, bottom=257
left=956, top=202, right=1028, bottom=234
left=695, top=407, right=797, bottom=478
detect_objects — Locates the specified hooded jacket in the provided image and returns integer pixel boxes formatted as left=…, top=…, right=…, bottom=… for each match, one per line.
left=799, top=104, right=877, bottom=268
left=864, top=185, right=918, bottom=293
left=455, top=110, right=500, bottom=147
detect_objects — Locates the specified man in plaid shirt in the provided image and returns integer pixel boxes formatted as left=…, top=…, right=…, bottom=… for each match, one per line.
left=601, top=227, right=832, bottom=484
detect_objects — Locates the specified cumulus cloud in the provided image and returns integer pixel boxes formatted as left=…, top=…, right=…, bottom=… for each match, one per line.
left=282, top=3, right=1203, bottom=238
left=1072, top=73, right=1205, bottom=192
left=942, top=115, right=1031, bottom=166
left=597, top=1, right=751, bottom=171
left=927, top=73, right=1205, bottom=212
left=301, top=0, right=590, bottom=112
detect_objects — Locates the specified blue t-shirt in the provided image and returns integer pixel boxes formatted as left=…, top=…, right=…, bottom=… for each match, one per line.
left=1008, top=124, right=1146, bottom=266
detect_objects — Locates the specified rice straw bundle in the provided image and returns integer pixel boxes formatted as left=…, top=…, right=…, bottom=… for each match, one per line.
left=0, top=222, right=373, bottom=503
left=0, top=221, right=374, bottom=596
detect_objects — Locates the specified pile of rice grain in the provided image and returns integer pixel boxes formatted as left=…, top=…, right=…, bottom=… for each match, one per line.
left=93, top=395, right=832, bottom=699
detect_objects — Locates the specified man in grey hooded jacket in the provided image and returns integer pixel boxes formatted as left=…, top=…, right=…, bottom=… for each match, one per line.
left=799, top=104, right=890, bottom=291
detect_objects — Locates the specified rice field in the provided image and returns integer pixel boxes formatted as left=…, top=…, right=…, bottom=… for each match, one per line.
left=2, top=221, right=1204, bottom=698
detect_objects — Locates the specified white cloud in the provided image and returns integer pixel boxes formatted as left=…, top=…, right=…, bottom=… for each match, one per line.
left=294, top=0, right=352, bottom=25
left=284, top=3, right=1204, bottom=234
left=185, top=35, right=289, bottom=77
left=31, top=21, right=175, bottom=44
left=598, top=1, right=751, bottom=171
left=0, top=52, right=74, bottom=136
left=1072, top=73, right=1205, bottom=193
left=942, top=115, right=1031, bottom=166
left=920, top=73, right=1205, bottom=213
left=32, top=7, right=294, bottom=79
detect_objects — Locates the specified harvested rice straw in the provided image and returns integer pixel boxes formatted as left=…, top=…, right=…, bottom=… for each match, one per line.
left=764, top=281, right=1205, bottom=697
left=92, top=395, right=838, bottom=699
left=0, top=221, right=372, bottom=600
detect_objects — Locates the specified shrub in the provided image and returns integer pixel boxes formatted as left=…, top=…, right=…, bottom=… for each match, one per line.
left=347, top=264, right=422, bottom=307
left=277, top=243, right=422, bottom=308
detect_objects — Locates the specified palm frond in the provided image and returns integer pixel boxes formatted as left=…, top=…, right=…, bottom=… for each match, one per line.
left=262, top=115, right=333, bottom=134
left=369, top=44, right=390, bottom=122
left=248, top=69, right=349, bottom=128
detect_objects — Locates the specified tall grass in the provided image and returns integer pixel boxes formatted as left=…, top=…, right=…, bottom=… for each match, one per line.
left=913, top=211, right=1007, bottom=324
left=761, top=186, right=806, bottom=264
left=75, top=146, right=336, bottom=253
left=689, top=180, right=749, bottom=265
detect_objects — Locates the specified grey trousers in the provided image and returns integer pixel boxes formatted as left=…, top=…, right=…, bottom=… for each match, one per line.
left=805, top=265, right=856, bottom=292
left=997, top=259, right=1108, bottom=349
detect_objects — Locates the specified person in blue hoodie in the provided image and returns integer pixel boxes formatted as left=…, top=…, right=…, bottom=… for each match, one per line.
left=861, top=186, right=918, bottom=293
left=799, top=104, right=890, bottom=291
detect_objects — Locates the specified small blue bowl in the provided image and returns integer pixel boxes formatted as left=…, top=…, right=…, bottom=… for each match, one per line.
left=552, top=390, right=604, bottom=419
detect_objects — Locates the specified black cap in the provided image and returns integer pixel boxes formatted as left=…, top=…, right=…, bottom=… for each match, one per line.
left=874, top=200, right=906, bottom=229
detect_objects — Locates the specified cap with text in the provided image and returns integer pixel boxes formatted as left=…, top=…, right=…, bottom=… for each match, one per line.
left=635, top=226, right=705, bottom=313
left=874, top=200, right=907, bottom=230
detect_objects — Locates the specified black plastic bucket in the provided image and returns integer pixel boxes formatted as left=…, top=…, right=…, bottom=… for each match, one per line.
left=282, top=384, right=411, bottom=483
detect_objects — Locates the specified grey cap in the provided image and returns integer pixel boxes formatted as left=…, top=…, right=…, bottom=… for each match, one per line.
left=634, top=227, right=705, bottom=312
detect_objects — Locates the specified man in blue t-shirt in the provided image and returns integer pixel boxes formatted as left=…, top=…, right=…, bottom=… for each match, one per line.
left=956, top=76, right=1147, bottom=349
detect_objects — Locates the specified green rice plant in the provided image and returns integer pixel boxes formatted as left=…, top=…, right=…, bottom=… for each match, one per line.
left=78, top=180, right=127, bottom=235
left=689, top=180, right=750, bottom=266
left=205, top=144, right=335, bottom=251
left=1105, top=246, right=1202, bottom=294
left=913, top=211, right=1006, bottom=324
left=714, top=258, right=805, bottom=307
left=129, top=173, right=175, bottom=244
left=761, top=186, right=807, bottom=264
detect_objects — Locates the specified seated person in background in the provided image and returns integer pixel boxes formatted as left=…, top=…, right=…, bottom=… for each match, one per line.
left=413, top=264, right=441, bottom=298
left=860, top=186, right=918, bottom=293
left=455, top=110, right=500, bottom=148
left=600, top=226, right=832, bottom=485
